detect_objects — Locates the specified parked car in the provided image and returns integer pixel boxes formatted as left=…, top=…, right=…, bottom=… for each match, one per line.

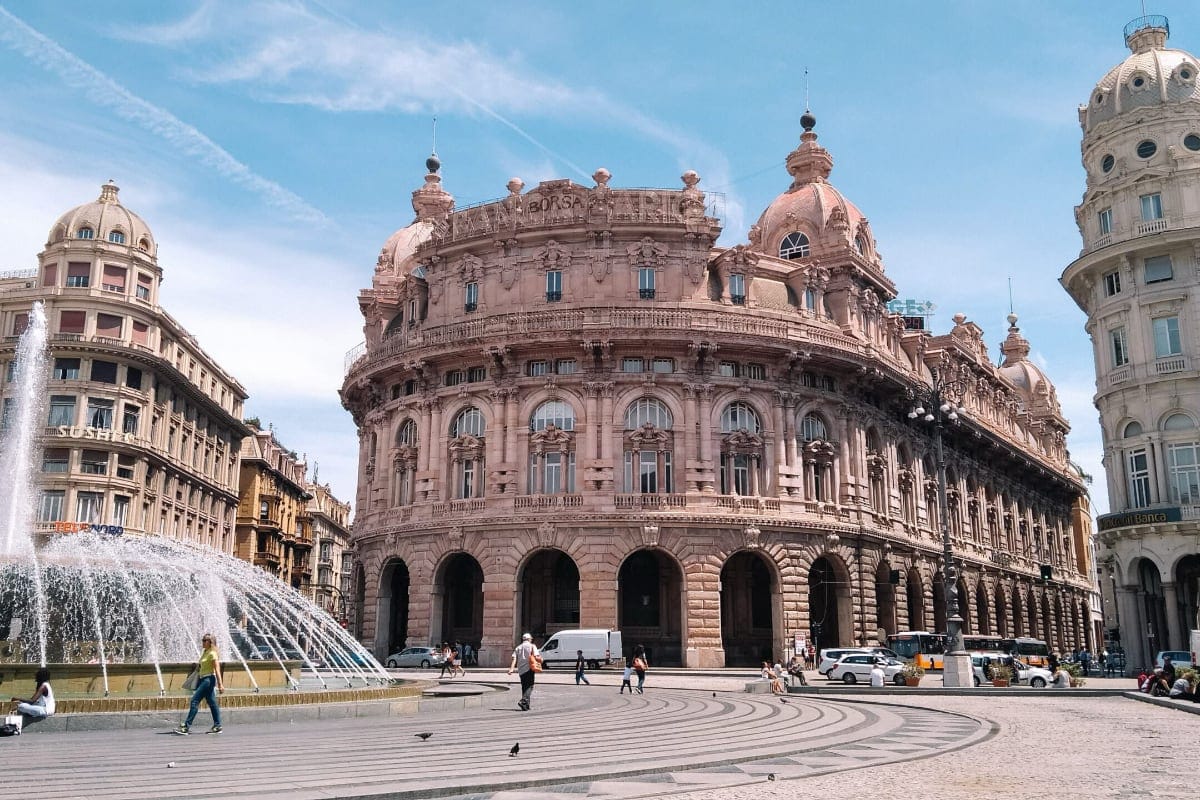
left=817, top=647, right=900, bottom=676
left=1155, top=650, right=1194, bottom=670
left=385, top=646, right=446, bottom=669
left=827, top=654, right=906, bottom=685
left=326, top=649, right=372, bottom=668
left=968, top=653, right=1052, bottom=687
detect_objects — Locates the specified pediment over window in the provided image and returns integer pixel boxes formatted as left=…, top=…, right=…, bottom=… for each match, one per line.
left=627, top=421, right=670, bottom=447
left=449, top=433, right=485, bottom=459
left=531, top=423, right=574, bottom=451
left=722, top=428, right=764, bottom=452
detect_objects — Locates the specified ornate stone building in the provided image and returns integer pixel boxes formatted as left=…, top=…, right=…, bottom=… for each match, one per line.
left=1062, top=15, right=1200, bottom=670
left=306, top=478, right=352, bottom=620
left=0, top=182, right=248, bottom=552
left=343, top=116, right=1094, bottom=667
left=234, top=425, right=312, bottom=588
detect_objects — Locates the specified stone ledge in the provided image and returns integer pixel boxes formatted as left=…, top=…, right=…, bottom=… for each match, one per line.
left=1123, top=691, right=1200, bottom=716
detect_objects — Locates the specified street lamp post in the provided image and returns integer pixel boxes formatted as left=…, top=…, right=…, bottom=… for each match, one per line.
left=907, top=364, right=973, bottom=687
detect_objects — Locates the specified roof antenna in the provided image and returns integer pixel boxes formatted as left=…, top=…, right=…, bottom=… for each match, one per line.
left=432, top=115, right=438, bottom=157
left=804, top=68, right=810, bottom=112
left=1008, top=276, right=1014, bottom=314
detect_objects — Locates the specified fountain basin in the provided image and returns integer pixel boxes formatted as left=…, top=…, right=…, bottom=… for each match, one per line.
left=0, top=660, right=300, bottom=700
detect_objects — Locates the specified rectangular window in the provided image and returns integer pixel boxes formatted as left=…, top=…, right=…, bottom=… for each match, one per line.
left=42, top=448, right=69, bottom=473
left=554, top=359, right=577, bottom=375
left=546, top=270, right=562, bottom=302
left=444, top=370, right=465, bottom=386
left=66, top=262, right=90, bottom=288
left=125, top=367, right=143, bottom=390
left=745, top=363, right=767, bottom=380
left=86, top=398, right=114, bottom=429
left=1103, top=270, right=1121, bottom=296
left=1111, top=327, right=1129, bottom=367
left=651, top=358, right=674, bottom=374
left=53, top=358, right=80, bottom=380
left=526, top=360, right=549, bottom=377
left=131, top=321, right=149, bottom=346
left=464, top=282, right=478, bottom=312
left=5, top=361, right=14, bottom=382
left=259, top=500, right=269, bottom=521
left=123, top=404, right=140, bottom=435
left=12, top=312, right=28, bottom=336
left=638, top=267, right=656, bottom=299
left=96, top=313, right=122, bottom=339
left=102, top=264, right=127, bottom=293
left=1144, top=255, right=1173, bottom=284
left=0, top=398, right=12, bottom=430
left=1141, top=193, right=1163, bottom=221
left=76, top=491, right=103, bottom=523
left=38, top=491, right=65, bottom=522
left=718, top=361, right=738, bottom=377
left=42, top=264, right=57, bottom=288
left=48, top=396, right=75, bottom=426
left=1168, top=442, right=1200, bottom=504
left=729, top=274, right=746, bottom=304
left=1098, top=207, right=1113, bottom=235
left=59, top=310, right=85, bottom=334
left=622, top=357, right=644, bottom=373
left=639, top=450, right=658, bottom=494
left=1127, top=449, right=1152, bottom=508
left=112, top=495, right=130, bottom=527
left=1153, top=316, right=1182, bottom=357
left=467, top=366, right=487, bottom=382
left=91, top=360, right=118, bottom=383
left=80, top=450, right=108, bottom=475
left=116, top=454, right=135, bottom=480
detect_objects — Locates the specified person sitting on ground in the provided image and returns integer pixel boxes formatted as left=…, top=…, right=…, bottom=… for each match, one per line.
left=1050, top=664, right=1073, bottom=688
left=1145, top=669, right=1172, bottom=697
left=1162, top=657, right=1177, bottom=684
left=869, top=659, right=886, bottom=688
left=10, top=667, right=54, bottom=720
left=1168, top=673, right=1200, bottom=703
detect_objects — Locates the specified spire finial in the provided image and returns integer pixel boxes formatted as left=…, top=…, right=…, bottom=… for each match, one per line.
left=426, top=116, right=441, bottom=174
left=804, top=67, right=810, bottom=113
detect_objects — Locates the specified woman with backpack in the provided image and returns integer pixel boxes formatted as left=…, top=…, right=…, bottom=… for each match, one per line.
left=633, top=645, right=648, bottom=694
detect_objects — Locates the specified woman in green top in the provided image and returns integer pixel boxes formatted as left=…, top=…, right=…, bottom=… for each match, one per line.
left=176, top=632, right=224, bottom=735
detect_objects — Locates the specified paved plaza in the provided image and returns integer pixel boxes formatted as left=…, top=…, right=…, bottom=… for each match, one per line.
left=4, top=671, right=1198, bottom=799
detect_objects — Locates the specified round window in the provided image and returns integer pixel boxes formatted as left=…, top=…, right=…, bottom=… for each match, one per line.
left=1186, top=134, right=1200, bottom=151
left=1136, top=140, right=1157, bottom=159
left=1101, top=154, right=1115, bottom=173
left=1095, top=92, right=1105, bottom=105
left=1183, top=69, right=1194, bottom=80
left=1133, top=76, right=1146, bottom=88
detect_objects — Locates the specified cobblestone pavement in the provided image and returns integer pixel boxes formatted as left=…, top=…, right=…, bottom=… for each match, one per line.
left=4, top=669, right=1196, bottom=799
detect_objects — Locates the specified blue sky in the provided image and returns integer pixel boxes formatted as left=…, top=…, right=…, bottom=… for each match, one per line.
left=1, top=1, right=1192, bottom=516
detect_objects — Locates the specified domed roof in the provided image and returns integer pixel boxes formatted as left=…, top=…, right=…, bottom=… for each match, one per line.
left=750, top=113, right=875, bottom=262
left=374, top=155, right=454, bottom=277
left=48, top=181, right=155, bottom=253
left=1082, top=17, right=1200, bottom=134
left=998, top=313, right=1061, bottom=416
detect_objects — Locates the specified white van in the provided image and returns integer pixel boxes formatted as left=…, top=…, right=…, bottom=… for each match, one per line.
left=540, top=629, right=623, bottom=670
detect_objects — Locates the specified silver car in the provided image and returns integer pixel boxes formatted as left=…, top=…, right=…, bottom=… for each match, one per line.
left=385, top=646, right=447, bottom=668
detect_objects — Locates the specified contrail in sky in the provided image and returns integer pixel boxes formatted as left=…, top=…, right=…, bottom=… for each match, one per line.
left=0, top=5, right=328, bottom=225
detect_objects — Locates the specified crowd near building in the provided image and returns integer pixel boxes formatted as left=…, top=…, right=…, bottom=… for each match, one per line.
left=341, top=111, right=1097, bottom=667
left=0, top=183, right=351, bottom=616
left=1062, top=15, right=1200, bottom=671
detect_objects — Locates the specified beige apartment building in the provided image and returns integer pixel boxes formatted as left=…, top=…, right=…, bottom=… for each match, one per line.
left=234, top=425, right=312, bottom=589
left=306, top=479, right=353, bottom=621
left=1, top=182, right=249, bottom=552
left=342, top=119, right=1095, bottom=667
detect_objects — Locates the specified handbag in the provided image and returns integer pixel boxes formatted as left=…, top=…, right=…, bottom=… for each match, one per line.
left=181, top=666, right=199, bottom=692
left=529, top=653, right=543, bottom=673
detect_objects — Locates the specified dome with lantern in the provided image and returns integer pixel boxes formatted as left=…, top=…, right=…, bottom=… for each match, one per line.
left=749, top=111, right=879, bottom=266
left=998, top=313, right=1062, bottom=417
left=1082, top=15, right=1200, bottom=134
left=374, top=153, right=455, bottom=277
left=47, top=181, right=156, bottom=255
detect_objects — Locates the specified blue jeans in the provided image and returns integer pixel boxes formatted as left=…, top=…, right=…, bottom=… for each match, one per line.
left=185, top=674, right=221, bottom=727
left=575, top=668, right=590, bottom=685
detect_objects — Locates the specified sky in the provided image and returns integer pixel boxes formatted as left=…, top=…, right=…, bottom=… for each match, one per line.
left=0, top=0, right=1190, bottom=518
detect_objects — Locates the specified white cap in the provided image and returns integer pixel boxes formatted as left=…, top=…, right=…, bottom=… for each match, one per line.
left=522, top=633, right=532, bottom=641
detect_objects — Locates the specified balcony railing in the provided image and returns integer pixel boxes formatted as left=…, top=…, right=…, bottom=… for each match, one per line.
left=614, top=493, right=687, bottom=509
left=1155, top=355, right=1186, bottom=374
left=1137, top=217, right=1169, bottom=236
left=514, top=494, right=584, bottom=510
left=430, top=499, right=487, bottom=515
left=1109, top=366, right=1131, bottom=384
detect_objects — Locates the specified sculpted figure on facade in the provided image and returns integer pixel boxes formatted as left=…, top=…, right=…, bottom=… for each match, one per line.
left=588, top=168, right=615, bottom=222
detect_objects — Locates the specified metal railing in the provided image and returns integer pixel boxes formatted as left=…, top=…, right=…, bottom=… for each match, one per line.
left=1124, top=14, right=1168, bottom=42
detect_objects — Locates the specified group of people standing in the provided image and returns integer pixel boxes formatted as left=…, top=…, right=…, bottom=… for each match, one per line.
left=508, top=635, right=648, bottom=710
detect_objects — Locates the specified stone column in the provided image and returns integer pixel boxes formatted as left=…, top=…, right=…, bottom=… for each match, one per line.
left=504, top=388, right=520, bottom=466
left=685, top=558, right=724, bottom=668
left=480, top=574, right=515, bottom=668
left=428, top=400, right=443, bottom=500
left=1163, top=582, right=1182, bottom=651
left=771, top=394, right=786, bottom=495
left=584, top=385, right=600, bottom=462
left=697, top=385, right=713, bottom=465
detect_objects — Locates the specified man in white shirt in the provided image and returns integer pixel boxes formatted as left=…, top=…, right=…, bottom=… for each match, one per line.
left=507, top=633, right=541, bottom=711
left=869, top=661, right=886, bottom=688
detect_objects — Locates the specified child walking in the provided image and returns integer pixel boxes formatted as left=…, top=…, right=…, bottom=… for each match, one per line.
left=619, top=658, right=634, bottom=693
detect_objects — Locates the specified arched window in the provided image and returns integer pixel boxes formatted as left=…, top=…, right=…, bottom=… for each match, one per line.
left=779, top=232, right=810, bottom=259
left=1163, top=413, right=1200, bottom=504
left=393, top=419, right=418, bottom=506
left=76, top=227, right=94, bottom=240
left=108, top=230, right=126, bottom=244
left=138, top=238, right=151, bottom=252
left=531, top=400, right=575, bottom=432
left=797, top=412, right=835, bottom=502
left=449, top=407, right=486, bottom=498
left=720, top=403, right=763, bottom=495
left=854, top=235, right=867, bottom=255
left=623, top=398, right=674, bottom=494
left=865, top=428, right=887, bottom=512
left=1123, top=421, right=1143, bottom=437
left=897, top=446, right=916, bottom=525
left=1163, top=413, right=1195, bottom=431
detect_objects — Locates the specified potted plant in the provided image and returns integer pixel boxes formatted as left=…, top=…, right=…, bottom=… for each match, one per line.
left=900, top=662, right=924, bottom=687
left=1062, top=661, right=1085, bottom=687
left=989, top=663, right=1013, bottom=687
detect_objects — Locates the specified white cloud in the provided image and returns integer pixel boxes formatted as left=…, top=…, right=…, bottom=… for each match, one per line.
left=0, top=4, right=328, bottom=226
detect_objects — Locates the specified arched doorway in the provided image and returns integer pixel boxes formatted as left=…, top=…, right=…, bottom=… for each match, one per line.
left=1138, top=558, right=1168, bottom=656
left=1040, top=594, right=1053, bottom=650
left=808, top=555, right=851, bottom=650
left=906, top=568, right=925, bottom=630
left=1011, top=589, right=1023, bottom=637
left=976, top=583, right=991, bottom=636
left=721, top=551, right=775, bottom=666
left=1175, top=555, right=1200, bottom=644
left=932, top=580, right=947, bottom=634
left=436, top=553, right=484, bottom=652
left=618, top=549, right=684, bottom=666
left=377, top=558, right=410, bottom=656
left=1027, top=588, right=1040, bottom=639
left=994, top=584, right=1008, bottom=637
left=874, top=560, right=898, bottom=639
left=519, top=549, right=580, bottom=641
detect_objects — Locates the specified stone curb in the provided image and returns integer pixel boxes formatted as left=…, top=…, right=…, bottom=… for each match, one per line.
left=785, top=685, right=1129, bottom=697
left=1122, top=690, right=1200, bottom=716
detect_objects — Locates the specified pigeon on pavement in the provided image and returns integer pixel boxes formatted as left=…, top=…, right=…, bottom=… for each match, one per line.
left=509, top=742, right=520, bottom=757
left=415, top=732, right=433, bottom=741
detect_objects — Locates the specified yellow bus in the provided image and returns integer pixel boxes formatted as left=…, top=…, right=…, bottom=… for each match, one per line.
left=886, top=631, right=947, bottom=670
left=1005, top=637, right=1050, bottom=667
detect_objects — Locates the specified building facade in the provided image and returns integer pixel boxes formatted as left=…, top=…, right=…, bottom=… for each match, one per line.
left=307, top=478, right=353, bottom=620
left=1061, top=15, right=1200, bottom=670
left=343, top=119, right=1094, bottom=667
left=1, top=183, right=249, bottom=552
left=234, top=425, right=313, bottom=589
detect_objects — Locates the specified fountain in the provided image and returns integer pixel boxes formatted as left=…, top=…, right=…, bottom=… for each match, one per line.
left=0, top=303, right=389, bottom=702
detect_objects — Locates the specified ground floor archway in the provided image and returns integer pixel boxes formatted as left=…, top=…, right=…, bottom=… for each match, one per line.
left=809, top=555, right=851, bottom=650
left=906, top=568, right=925, bottom=631
left=875, top=561, right=898, bottom=639
left=377, top=558, right=410, bottom=656
left=436, top=553, right=484, bottom=652
left=618, top=549, right=684, bottom=666
left=519, top=549, right=580, bottom=642
left=720, top=550, right=775, bottom=666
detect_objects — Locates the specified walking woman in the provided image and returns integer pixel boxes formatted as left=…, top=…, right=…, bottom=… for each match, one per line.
left=176, top=632, right=224, bottom=735
left=632, top=645, right=648, bottom=694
